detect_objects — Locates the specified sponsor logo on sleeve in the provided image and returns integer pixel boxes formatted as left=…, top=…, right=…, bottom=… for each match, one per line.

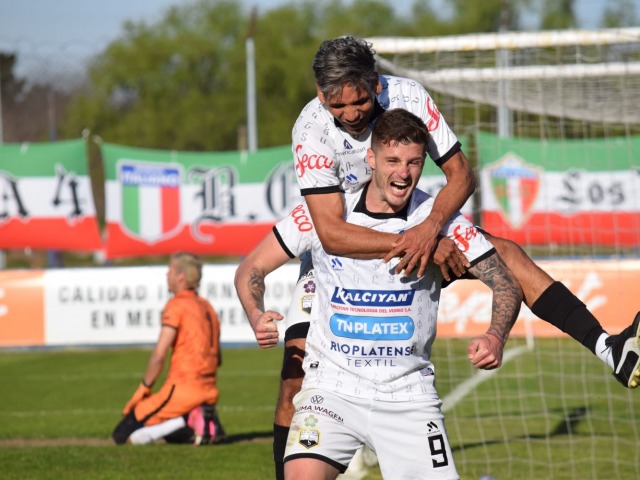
left=294, top=144, right=334, bottom=178
left=425, top=97, right=441, bottom=131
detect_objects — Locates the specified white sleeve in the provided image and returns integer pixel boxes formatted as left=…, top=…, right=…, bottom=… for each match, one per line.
left=273, top=202, right=316, bottom=258
left=409, top=81, right=461, bottom=164
left=292, top=102, right=342, bottom=194
left=440, top=213, right=495, bottom=264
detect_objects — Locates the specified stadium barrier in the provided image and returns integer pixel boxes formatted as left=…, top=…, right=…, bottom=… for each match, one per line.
left=1, top=259, right=637, bottom=348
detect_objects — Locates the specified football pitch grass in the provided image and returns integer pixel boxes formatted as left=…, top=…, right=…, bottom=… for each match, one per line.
left=0, top=338, right=637, bottom=479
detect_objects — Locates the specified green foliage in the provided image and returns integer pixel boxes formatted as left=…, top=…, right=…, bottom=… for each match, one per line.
left=540, top=0, right=577, bottom=29
left=601, top=0, right=640, bottom=27
left=57, top=0, right=542, bottom=152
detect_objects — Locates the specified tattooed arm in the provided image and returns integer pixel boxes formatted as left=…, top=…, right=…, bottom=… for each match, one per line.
left=465, top=251, right=524, bottom=369
left=234, top=231, right=293, bottom=349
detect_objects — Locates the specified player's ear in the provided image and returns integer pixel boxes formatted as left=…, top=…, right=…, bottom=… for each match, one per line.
left=366, top=147, right=376, bottom=169
left=374, top=73, right=382, bottom=94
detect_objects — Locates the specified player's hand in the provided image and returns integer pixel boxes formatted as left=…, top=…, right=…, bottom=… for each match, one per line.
left=432, top=236, right=470, bottom=282
left=253, top=310, right=283, bottom=349
left=122, top=383, right=151, bottom=415
left=383, top=219, right=439, bottom=277
left=467, top=333, right=504, bottom=370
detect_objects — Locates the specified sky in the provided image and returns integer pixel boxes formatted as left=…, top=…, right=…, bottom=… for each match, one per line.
left=0, top=0, right=635, bottom=81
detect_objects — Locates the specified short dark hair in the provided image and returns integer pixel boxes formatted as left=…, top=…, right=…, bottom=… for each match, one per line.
left=312, top=36, right=378, bottom=99
left=371, top=109, right=430, bottom=151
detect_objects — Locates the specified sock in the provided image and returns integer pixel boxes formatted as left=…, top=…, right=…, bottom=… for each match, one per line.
left=273, top=423, right=289, bottom=480
left=530, top=281, right=606, bottom=355
left=129, top=417, right=186, bottom=445
left=595, top=333, right=614, bottom=369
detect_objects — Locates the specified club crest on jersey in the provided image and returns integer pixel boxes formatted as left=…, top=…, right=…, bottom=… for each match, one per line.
left=298, top=428, right=320, bottom=449
left=487, top=153, right=541, bottom=229
left=331, top=287, right=415, bottom=307
left=118, top=161, right=182, bottom=243
left=301, top=294, right=314, bottom=315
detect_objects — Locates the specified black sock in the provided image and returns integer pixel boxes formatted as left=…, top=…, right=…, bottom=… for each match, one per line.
left=530, top=281, right=606, bottom=354
left=273, top=423, right=289, bottom=480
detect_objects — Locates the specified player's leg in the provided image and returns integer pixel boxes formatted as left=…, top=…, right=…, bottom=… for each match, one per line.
left=112, top=411, right=144, bottom=444
left=285, top=457, right=341, bottom=480
left=112, top=384, right=193, bottom=445
left=274, top=328, right=308, bottom=479
left=485, top=233, right=606, bottom=350
left=129, top=416, right=187, bottom=445
left=284, top=388, right=364, bottom=480
left=372, top=398, right=458, bottom=480
left=274, top=255, right=315, bottom=479
left=486, top=233, right=640, bottom=387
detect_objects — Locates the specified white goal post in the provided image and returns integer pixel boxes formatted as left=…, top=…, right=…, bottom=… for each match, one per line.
left=367, top=28, right=640, bottom=124
left=357, top=29, right=640, bottom=480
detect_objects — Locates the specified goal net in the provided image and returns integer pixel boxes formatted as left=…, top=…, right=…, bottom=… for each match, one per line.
left=359, top=28, right=640, bottom=480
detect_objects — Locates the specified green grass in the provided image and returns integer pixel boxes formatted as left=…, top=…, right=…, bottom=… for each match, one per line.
left=0, top=340, right=638, bottom=479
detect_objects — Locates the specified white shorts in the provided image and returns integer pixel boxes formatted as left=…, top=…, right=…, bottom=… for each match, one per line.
left=284, top=387, right=459, bottom=480
left=283, top=253, right=315, bottom=340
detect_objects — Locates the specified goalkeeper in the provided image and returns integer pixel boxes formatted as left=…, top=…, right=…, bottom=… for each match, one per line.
left=268, top=34, right=640, bottom=480
left=112, top=252, right=225, bottom=446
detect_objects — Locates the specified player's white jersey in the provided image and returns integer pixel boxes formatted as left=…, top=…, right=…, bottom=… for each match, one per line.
left=292, top=75, right=461, bottom=195
left=274, top=187, right=495, bottom=401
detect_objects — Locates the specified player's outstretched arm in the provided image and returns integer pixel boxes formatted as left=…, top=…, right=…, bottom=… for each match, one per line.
left=234, top=231, right=290, bottom=348
left=385, top=151, right=475, bottom=277
left=122, top=326, right=176, bottom=414
left=466, top=251, right=523, bottom=370
left=305, top=192, right=399, bottom=258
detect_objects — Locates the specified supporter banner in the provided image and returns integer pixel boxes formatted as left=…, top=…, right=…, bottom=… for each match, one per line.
left=1, top=260, right=638, bottom=347
left=102, top=143, right=301, bottom=258
left=0, top=263, right=300, bottom=347
left=478, top=132, right=640, bottom=246
left=0, top=140, right=102, bottom=250
left=419, top=156, right=473, bottom=218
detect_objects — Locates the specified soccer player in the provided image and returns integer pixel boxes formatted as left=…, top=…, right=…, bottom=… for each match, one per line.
left=236, top=108, right=523, bottom=479
left=112, top=252, right=225, bottom=446
left=269, top=35, right=640, bottom=479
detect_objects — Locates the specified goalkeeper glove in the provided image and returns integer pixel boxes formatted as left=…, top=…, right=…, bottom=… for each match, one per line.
left=122, top=382, right=152, bottom=415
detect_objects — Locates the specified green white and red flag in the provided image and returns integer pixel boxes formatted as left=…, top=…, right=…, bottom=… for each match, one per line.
left=0, top=139, right=102, bottom=250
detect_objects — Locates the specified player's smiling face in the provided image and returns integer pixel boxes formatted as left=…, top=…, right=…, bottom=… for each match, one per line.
left=317, top=81, right=380, bottom=136
left=365, top=141, right=425, bottom=213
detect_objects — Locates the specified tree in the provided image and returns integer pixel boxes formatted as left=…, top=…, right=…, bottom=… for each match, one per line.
left=59, top=0, right=422, bottom=152
left=61, top=0, right=248, bottom=150
left=0, top=52, right=70, bottom=142
left=601, top=0, right=639, bottom=27
left=540, top=0, right=576, bottom=30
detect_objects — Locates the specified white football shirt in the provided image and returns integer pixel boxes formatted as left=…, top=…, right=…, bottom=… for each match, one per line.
left=274, top=186, right=495, bottom=401
left=292, top=75, right=461, bottom=196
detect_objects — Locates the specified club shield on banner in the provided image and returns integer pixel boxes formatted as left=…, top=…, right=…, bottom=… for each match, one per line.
left=118, top=161, right=182, bottom=243
left=487, top=153, right=541, bottom=229
left=478, top=132, right=640, bottom=246
left=102, top=143, right=302, bottom=258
